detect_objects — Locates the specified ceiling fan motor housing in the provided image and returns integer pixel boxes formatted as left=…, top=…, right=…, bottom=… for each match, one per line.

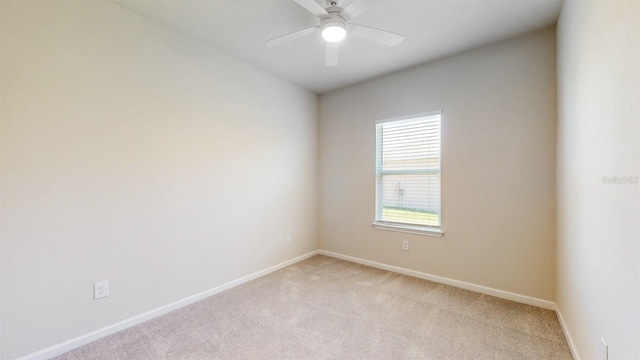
left=321, top=12, right=346, bottom=26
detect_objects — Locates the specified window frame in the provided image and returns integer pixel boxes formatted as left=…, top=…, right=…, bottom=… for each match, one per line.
left=372, top=110, right=444, bottom=238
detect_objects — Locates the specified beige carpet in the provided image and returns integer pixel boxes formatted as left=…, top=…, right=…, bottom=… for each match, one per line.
left=54, top=255, right=572, bottom=359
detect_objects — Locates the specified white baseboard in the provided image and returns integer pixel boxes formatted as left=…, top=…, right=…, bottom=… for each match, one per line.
left=554, top=305, right=582, bottom=360
left=317, top=250, right=557, bottom=310
left=17, top=250, right=319, bottom=360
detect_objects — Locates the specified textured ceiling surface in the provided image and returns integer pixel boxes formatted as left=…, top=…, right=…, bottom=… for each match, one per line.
left=112, top=0, right=563, bottom=94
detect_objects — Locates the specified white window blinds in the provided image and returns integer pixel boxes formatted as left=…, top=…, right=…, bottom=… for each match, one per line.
left=375, top=112, right=441, bottom=228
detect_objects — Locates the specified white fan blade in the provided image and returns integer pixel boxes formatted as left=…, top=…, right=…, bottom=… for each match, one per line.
left=294, top=0, right=329, bottom=17
left=341, top=0, right=365, bottom=21
left=326, top=43, right=339, bottom=67
left=350, top=24, right=405, bottom=46
left=266, top=27, right=318, bottom=48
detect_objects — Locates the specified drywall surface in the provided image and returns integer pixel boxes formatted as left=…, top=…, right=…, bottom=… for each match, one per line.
left=556, top=0, right=640, bottom=359
left=0, top=1, right=317, bottom=358
left=319, top=29, right=557, bottom=301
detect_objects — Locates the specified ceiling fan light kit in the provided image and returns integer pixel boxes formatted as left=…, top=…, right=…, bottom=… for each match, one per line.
left=267, top=0, right=405, bottom=66
left=321, top=17, right=347, bottom=43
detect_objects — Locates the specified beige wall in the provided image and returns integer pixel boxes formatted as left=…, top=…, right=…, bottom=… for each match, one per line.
left=0, top=1, right=318, bottom=358
left=319, top=28, right=557, bottom=301
left=556, top=0, right=640, bottom=359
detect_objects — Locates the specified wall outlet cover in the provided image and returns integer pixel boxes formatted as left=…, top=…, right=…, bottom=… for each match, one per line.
left=94, top=281, right=109, bottom=300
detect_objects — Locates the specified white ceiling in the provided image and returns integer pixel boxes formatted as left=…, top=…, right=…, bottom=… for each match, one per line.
left=111, top=0, right=563, bottom=94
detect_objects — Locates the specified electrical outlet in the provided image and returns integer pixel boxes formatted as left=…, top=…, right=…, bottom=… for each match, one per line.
left=286, top=234, right=292, bottom=244
left=94, top=281, right=109, bottom=300
left=600, top=338, right=608, bottom=360
left=402, top=240, right=409, bottom=251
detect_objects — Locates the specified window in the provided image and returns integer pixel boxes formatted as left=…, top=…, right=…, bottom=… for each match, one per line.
left=374, top=111, right=443, bottom=237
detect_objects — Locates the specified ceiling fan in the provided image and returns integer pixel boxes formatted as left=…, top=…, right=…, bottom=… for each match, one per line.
left=266, top=0, right=405, bottom=67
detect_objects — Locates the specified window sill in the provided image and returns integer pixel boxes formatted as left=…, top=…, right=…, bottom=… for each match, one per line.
left=372, top=222, right=444, bottom=238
